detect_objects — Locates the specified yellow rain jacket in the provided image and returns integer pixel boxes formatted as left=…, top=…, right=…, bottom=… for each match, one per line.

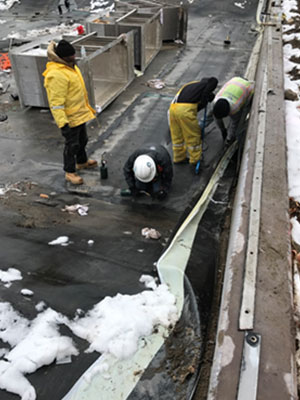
left=43, top=41, right=95, bottom=129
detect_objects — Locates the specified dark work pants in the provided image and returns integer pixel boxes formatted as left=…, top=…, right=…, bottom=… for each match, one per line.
left=62, top=123, right=88, bottom=173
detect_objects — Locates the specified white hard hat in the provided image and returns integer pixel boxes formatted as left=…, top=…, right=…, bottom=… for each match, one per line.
left=133, top=155, right=156, bottom=183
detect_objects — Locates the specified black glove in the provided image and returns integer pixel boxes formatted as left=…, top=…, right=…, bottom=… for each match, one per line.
left=61, top=124, right=71, bottom=138
left=221, top=128, right=228, bottom=140
left=129, top=186, right=138, bottom=197
left=157, top=190, right=167, bottom=201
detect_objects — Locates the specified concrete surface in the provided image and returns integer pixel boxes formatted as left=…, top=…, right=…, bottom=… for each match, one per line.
left=207, top=2, right=297, bottom=399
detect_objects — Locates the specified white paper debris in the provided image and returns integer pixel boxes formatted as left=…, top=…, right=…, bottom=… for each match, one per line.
left=61, top=204, right=89, bottom=216
left=147, top=79, right=165, bottom=90
left=141, top=227, right=161, bottom=239
left=88, top=240, right=94, bottom=246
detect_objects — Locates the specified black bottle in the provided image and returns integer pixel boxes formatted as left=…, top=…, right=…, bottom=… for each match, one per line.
left=100, top=160, right=108, bottom=179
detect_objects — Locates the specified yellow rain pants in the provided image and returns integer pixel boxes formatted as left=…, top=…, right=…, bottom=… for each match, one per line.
left=169, top=102, right=202, bottom=164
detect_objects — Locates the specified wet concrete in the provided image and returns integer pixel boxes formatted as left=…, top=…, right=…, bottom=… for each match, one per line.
left=0, top=0, right=259, bottom=398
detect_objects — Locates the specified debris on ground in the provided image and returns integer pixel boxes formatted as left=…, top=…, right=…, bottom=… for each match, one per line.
left=174, top=39, right=184, bottom=45
left=147, top=79, right=165, bottom=90
left=39, top=193, right=49, bottom=199
left=20, top=288, right=34, bottom=297
left=48, top=236, right=70, bottom=246
left=134, top=68, right=143, bottom=77
left=0, top=53, right=11, bottom=70
left=141, top=227, right=161, bottom=239
left=61, top=203, right=89, bottom=216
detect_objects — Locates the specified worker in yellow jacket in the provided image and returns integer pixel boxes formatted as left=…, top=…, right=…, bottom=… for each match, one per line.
left=168, top=77, right=218, bottom=165
left=43, top=40, right=97, bottom=185
left=212, top=77, right=254, bottom=145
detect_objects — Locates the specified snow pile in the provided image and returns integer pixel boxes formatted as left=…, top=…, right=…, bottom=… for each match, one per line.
left=234, top=2, right=247, bottom=10
left=0, top=268, right=22, bottom=285
left=0, top=0, right=19, bottom=11
left=282, top=0, right=298, bottom=21
left=0, top=305, right=78, bottom=400
left=0, top=276, right=178, bottom=399
left=90, top=0, right=111, bottom=13
left=69, top=278, right=177, bottom=360
left=282, top=6, right=300, bottom=202
left=6, top=23, right=81, bottom=40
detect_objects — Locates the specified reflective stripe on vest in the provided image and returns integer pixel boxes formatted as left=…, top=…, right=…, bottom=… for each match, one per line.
left=215, top=77, right=253, bottom=115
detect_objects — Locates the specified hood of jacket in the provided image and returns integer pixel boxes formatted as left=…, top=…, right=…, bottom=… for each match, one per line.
left=46, top=41, right=75, bottom=69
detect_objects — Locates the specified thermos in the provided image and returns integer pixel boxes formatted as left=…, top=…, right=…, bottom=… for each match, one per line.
left=100, top=159, right=108, bottom=180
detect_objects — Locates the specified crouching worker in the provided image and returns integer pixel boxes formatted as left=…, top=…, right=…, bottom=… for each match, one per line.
left=43, top=40, right=98, bottom=185
left=212, top=77, right=254, bottom=145
left=123, top=144, right=173, bottom=200
left=168, top=77, right=218, bottom=165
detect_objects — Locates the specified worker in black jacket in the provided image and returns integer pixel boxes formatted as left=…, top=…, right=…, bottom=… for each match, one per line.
left=168, top=77, right=218, bottom=164
left=123, top=144, right=173, bottom=200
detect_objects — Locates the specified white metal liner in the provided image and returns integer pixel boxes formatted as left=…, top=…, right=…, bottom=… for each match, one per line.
left=9, top=32, right=135, bottom=110
left=85, top=9, right=162, bottom=71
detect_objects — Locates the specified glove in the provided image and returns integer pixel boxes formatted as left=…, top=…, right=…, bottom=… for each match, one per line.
left=221, top=128, right=228, bottom=140
left=129, top=186, right=138, bottom=197
left=157, top=190, right=167, bottom=201
left=61, top=124, right=71, bottom=138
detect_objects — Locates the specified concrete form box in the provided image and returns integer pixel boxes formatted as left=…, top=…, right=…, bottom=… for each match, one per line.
left=9, top=32, right=135, bottom=110
left=86, top=9, right=162, bottom=71
left=115, top=0, right=188, bottom=43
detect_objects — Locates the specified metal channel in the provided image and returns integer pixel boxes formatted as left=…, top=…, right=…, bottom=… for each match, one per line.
left=237, top=332, right=262, bottom=400
left=239, top=66, right=268, bottom=330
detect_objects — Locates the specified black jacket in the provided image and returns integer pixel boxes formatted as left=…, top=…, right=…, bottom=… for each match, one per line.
left=123, top=144, right=173, bottom=192
left=177, top=77, right=218, bottom=111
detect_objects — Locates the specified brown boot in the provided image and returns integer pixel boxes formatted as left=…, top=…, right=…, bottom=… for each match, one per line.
left=65, top=172, right=84, bottom=185
left=76, top=159, right=98, bottom=170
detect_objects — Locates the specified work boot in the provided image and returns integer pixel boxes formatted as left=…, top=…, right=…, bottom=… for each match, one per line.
left=76, top=159, right=98, bottom=170
left=65, top=172, right=84, bottom=185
